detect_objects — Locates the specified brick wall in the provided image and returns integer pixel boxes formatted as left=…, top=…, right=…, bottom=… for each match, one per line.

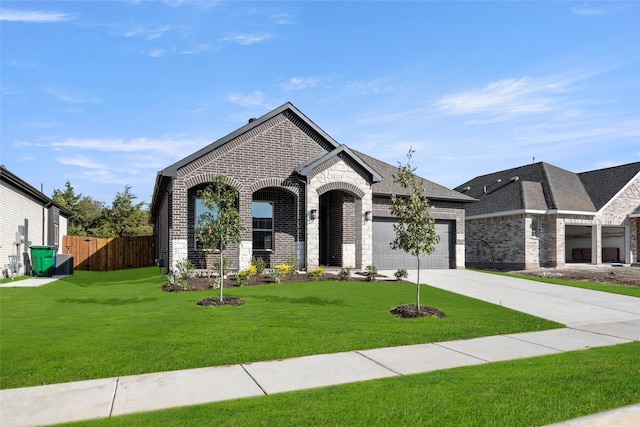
left=169, top=113, right=327, bottom=270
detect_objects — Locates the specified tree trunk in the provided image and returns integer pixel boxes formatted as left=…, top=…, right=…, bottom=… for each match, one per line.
left=416, top=256, right=421, bottom=309
left=219, top=250, right=224, bottom=302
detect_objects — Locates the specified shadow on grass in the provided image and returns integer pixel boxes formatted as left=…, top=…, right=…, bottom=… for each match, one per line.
left=250, top=294, right=346, bottom=306
left=55, top=297, right=158, bottom=306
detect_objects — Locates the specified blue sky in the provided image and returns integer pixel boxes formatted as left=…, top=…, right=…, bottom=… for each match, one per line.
left=2, top=1, right=639, bottom=205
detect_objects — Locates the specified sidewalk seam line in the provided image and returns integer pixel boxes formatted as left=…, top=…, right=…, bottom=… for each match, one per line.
left=433, top=343, right=490, bottom=363
left=354, top=351, right=403, bottom=376
left=504, top=334, right=566, bottom=353
left=109, top=377, right=119, bottom=418
left=240, top=364, right=268, bottom=396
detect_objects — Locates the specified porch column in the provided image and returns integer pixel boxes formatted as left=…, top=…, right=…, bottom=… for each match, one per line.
left=631, top=218, right=639, bottom=264
left=591, top=223, right=602, bottom=265
left=306, top=191, right=320, bottom=270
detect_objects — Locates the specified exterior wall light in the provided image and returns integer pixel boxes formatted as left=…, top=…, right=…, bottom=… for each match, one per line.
left=365, top=211, right=372, bottom=221
left=310, top=209, right=318, bottom=220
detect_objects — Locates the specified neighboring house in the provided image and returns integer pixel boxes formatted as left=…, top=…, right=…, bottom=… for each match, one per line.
left=0, top=166, right=70, bottom=277
left=455, top=161, right=640, bottom=270
left=149, top=102, right=475, bottom=274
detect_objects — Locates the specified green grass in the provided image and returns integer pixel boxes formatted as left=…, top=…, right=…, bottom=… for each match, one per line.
left=66, top=342, right=640, bottom=427
left=0, top=267, right=562, bottom=389
left=484, top=270, right=640, bottom=298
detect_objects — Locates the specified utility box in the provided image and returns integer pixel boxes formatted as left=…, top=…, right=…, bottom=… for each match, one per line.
left=30, top=246, right=58, bottom=277
left=56, top=254, right=74, bottom=275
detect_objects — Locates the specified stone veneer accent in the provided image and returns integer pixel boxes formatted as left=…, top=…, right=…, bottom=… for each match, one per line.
left=307, top=159, right=373, bottom=270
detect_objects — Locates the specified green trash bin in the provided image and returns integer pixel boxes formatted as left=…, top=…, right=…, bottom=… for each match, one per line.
left=30, top=246, right=58, bottom=277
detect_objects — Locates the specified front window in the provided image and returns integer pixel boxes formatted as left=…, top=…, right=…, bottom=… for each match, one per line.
left=253, top=201, right=273, bottom=250
left=195, top=198, right=218, bottom=250
left=531, top=215, right=540, bottom=238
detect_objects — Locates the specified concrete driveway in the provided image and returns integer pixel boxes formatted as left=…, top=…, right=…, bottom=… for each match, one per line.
left=388, top=269, right=640, bottom=328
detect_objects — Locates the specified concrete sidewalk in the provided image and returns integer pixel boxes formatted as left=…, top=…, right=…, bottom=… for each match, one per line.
left=1, top=270, right=639, bottom=426
left=0, top=275, right=70, bottom=288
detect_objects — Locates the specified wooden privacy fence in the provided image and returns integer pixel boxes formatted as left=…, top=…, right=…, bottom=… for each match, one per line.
left=62, top=235, right=157, bottom=271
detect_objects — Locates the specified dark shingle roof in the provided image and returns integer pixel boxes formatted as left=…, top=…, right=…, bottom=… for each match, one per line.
left=456, top=161, right=640, bottom=217
left=353, top=150, right=475, bottom=202
left=455, top=162, right=596, bottom=217
left=578, top=162, right=640, bottom=210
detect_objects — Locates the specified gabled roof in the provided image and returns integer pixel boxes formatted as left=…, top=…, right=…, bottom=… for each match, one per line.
left=354, top=150, right=476, bottom=203
left=159, top=102, right=339, bottom=178
left=578, top=162, right=640, bottom=211
left=1, top=166, right=72, bottom=217
left=455, top=161, right=640, bottom=218
left=295, top=145, right=383, bottom=183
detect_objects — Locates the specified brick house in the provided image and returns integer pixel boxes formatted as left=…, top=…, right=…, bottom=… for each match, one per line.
left=149, top=102, right=474, bottom=273
left=455, top=161, right=640, bottom=270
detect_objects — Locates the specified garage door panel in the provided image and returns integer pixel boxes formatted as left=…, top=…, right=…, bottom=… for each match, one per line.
left=373, top=218, right=451, bottom=269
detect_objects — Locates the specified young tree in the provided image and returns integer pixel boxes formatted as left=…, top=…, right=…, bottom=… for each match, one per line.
left=390, top=148, right=440, bottom=309
left=195, top=175, right=244, bottom=302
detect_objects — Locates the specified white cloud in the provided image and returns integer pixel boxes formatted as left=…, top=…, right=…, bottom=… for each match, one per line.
left=46, top=88, right=102, bottom=104
left=0, top=8, right=77, bottom=23
left=571, top=5, right=608, bottom=16
left=148, top=48, right=167, bottom=58
left=228, top=91, right=266, bottom=108
left=281, top=77, right=317, bottom=91
left=182, top=43, right=210, bottom=55
left=347, top=78, right=399, bottom=95
left=50, top=136, right=208, bottom=158
left=221, top=33, right=272, bottom=45
left=271, top=13, right=294, bottom=25
left=57, top=155, right=109, bottom=170
left=436, top=76, right=573, bottom=120
left=123, top=25, right=171, bottom=40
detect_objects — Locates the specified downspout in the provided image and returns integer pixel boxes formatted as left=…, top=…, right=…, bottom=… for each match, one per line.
left=41, top=183, right=52, bottom=245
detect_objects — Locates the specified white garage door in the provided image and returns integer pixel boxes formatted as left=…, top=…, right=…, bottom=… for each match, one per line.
left=372, top=218, right=452, bottom=269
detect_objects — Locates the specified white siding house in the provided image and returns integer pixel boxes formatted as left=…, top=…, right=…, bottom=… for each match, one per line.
left=0, top=167, right=70, bottom=277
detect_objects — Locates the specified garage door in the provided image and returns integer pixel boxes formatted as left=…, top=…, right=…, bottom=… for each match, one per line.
left=372, top=218, right=452, bottom=269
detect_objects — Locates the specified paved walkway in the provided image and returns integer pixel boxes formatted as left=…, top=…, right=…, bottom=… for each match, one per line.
left=1, top=270, right=639, bottom=426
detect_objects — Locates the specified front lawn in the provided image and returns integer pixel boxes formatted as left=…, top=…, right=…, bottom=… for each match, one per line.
left=0, top=267, right=562, bottom=389
left=68, top=342, right=640, bottom=427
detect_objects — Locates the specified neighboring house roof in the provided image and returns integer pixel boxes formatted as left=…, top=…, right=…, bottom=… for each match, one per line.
left=354, top=150, right=475, bottom=203
left=455, top=161, right=640, bottom=218
left=578, top=162, right=640, bottom=211
left=1, top=166, right=72, bottom=217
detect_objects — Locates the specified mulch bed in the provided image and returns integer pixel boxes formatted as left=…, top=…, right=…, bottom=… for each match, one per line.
left=390, top=304, right=446, bottom=319
left=196, top=297, right=244, bottom=307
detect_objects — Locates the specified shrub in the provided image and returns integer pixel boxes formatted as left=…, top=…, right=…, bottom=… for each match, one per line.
left=286, top=254, right=297, bottom=272
left=394, top=268, right=408, bottom=281
left=338, top=266, right=351, bottom=281
left=275, top=264, right=294, bottom=276
left=251, top=257, right=266, bottom=274
left=311, top=266, right=325, bottom=281
left=169, top=258, right=195, bottom=290
left=270, top=269, right=283, bottom=284
left=236, top=265, right=257, bottom=287
left=365, top=264, right=378, bottom=282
